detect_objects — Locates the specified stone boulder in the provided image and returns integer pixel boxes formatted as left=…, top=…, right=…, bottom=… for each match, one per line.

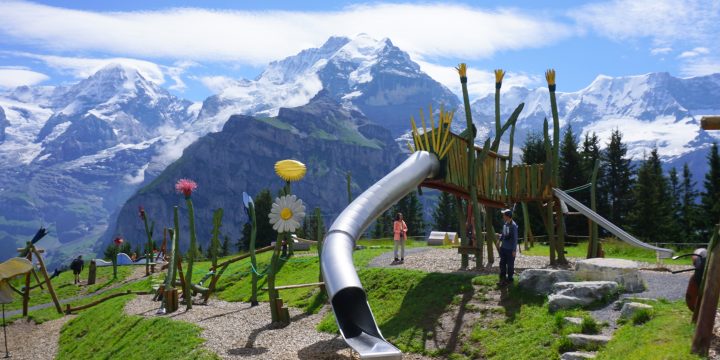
left=561, top=352, right=597, bottom=360
left=548, top=281, right=619, bottom=311
left=620, top=302, right=653, bottom=319
left=575, top=258, right=645, bottom=292
left=518, top=269, right=576, bottom=295
left=567, top=334, right=611, bottom=348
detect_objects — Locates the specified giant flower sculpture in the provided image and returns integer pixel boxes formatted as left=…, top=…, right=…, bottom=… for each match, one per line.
left=268, top=195, right=305, bottom=233
left=274, top=160, right=306, bottom=182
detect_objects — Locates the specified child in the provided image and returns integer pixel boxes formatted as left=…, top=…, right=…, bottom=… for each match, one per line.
left=393, top=213, right=408, bottom=263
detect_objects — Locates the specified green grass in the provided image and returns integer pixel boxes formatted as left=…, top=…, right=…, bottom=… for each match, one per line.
left=57, top=276, right=218, bottom=360
left=318, top=269, right=474, bottom=355
left=596, top=301, right=700, bottom=360
left=523, top=238, right=688, bottom=265
left=468, top=281, right=588, bottom=360
left=7, top=265, right=134, bottom=312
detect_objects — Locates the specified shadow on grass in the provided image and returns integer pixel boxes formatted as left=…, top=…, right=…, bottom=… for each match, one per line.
left=498, top=283, right=546, bottom=322
left=373, top=270, right=474, bottom=353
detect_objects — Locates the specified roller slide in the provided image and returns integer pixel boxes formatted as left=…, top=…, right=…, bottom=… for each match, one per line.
left=553, top=188, right=673, bottom=258
left=321, top=151, right=440, bottom=359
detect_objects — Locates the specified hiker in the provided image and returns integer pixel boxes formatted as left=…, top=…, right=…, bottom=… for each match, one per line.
left=496, top=209, right=518, bottom=286
left=70, top=255, right=84, bottom=284
left=393, top=212, right=408, bottom=264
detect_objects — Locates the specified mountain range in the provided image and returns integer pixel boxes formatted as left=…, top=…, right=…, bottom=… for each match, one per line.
left=0, top=34, right=717, bottom=267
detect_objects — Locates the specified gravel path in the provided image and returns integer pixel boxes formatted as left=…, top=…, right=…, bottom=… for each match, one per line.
left=125, top=295, right=434, bottom=360
left=368, top=247, right=578, bottom=273
left=1, top=315, right=72, bottom=359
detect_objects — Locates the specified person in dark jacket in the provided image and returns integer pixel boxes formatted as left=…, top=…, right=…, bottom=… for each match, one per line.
left=496, top=209, right=518, bottom=286
left=70, top=255, right=84, bottom=284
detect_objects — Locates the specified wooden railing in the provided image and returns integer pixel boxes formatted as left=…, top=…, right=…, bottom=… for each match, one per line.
left=439, top=132, right=551, bottom=203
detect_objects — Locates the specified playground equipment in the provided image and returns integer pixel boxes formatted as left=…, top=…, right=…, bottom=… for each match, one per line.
left=16, top=227, right=62, bottom=315
left=0, top=257, right=33, bottom=357
left=321, top=65, right=674, bottom=359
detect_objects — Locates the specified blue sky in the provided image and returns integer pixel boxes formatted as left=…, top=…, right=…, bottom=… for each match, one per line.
left=0, top=0, right=718, bottom=101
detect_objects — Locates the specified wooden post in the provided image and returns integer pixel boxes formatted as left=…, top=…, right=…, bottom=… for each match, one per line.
left=316, top=208, right=326, bottom=296
left=22, top=251, right=31, bottom=317
left=555, top=201, right=567, bottom=264
left=522, top=202, right=531, bottom=250
left=87, top=260, right=97, bottom=285
left=691, top=224, right=720, bottom=355
left=32, top=248, right=62, bottom=314
left=455, top=196, right=469, bottom=268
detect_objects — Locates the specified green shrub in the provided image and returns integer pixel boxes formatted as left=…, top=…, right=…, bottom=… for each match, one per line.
left=632, top=309, right=653, bottom=325
left=556, top=336, right=574, bottom=353
left=581, top=316, right=600, bottom=334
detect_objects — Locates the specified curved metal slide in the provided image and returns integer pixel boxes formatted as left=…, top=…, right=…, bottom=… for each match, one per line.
left=553, top=188, right=673, bottom=258
left=321, top=151, right=440, bottom=359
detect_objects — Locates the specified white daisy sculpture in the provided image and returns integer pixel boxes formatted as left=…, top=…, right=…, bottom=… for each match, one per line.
left=268, top=195, right=306, bottom=233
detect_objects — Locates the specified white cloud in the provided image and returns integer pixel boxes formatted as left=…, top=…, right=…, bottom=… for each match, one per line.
left=162, top=61, right=197, bottom=92
left=0, top=1, right=573, bottom=64
left=417, top=60, right=543, bottom=98
left=650, top=47, right=672, bottom=55
left=570, top=0, right=718, bottom=45
left=196, top=75, right=240, bottom=93
left=680, top=57, right=720, bottom=77
left=10, top=52, right=166, bottom=84
left=0, top=67, right=49, bottom=88
left=678, top=47, right=710, bottom=58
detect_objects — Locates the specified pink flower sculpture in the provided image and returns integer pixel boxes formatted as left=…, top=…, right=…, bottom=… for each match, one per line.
left=138, top=206, right=146, bottom=220
left=113, top=237, right=124, bottom=246
left=175, top=178, right=198, bottom=198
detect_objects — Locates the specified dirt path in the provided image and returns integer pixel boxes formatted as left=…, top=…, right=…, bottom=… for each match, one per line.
left=0, top=315, right=73, bottom=359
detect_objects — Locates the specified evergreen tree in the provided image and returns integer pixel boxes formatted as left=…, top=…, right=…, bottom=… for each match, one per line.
left=221, top=235, right=230, bottom=257
left=668, top=167, right=684, bottom=241
left=599, top=129, right=634, bottom=227
left=701, top=143, right=720, bottom=237
left=393, top=192, right=425, bottom=237
left=240, top=189, right=276, bottom=250
left=559, top=126, right=586, bottom=236
left=628, top=149, right=678, bottom=242
left=681, top=164, right=700, bottom=243
left=372, top=210, right=393, bottom=239
left=580, top=132, right=605, bottom=208
left=521, top=131, right=546, bottom=164
left=433, top=192, right=458, bottom=232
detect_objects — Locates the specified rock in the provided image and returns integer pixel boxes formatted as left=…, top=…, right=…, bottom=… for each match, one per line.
left=548, top=281, right=619, bottom=311
left=564, top=317, right=583, bottom=326
left=567, top=334, right=611, bottom=349
left=575, top=258, right=645, bottom=292
left=549, top=294, right=595, bottom=312
left=620, top=302, right=653, bottom=319
left=561, top=351, right=597, bottom=359
left=518, top=269, right=576, bottom=295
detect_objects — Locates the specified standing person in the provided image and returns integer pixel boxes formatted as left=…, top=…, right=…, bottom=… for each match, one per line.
left=393, top=213, right=408, bottom=264
left=496, top=209, right=518, bottom=286
left=70, top=255, right=84, bottom=285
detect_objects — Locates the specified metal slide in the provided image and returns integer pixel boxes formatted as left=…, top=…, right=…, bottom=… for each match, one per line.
left=321, top=151, right=440, bottom=359
left=553, top=188, right=673, bottom=259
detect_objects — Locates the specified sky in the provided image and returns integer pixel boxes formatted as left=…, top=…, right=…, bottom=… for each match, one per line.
left=0, top=0, right=718, bottom=101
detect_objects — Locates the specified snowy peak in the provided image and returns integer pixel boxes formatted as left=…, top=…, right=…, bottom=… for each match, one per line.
left=198, top=34, right=457, bottom=135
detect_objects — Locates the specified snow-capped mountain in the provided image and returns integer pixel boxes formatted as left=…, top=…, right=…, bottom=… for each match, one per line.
left=0, top=64, right=197, bottom=268
left=470, top=72, right=720, bottom=177
left=195, top=34, right=459, bottom=135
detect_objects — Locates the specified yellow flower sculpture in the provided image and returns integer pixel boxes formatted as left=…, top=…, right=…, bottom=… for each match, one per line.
left=274, top=160, right=307, bottom=182
left=0, top=257, right=32, bottom=303
left=268, top=195, right=306, bottom=233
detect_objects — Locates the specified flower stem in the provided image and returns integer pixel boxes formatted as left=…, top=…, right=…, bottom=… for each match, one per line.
left=185, top=197, right=197, bottom=310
